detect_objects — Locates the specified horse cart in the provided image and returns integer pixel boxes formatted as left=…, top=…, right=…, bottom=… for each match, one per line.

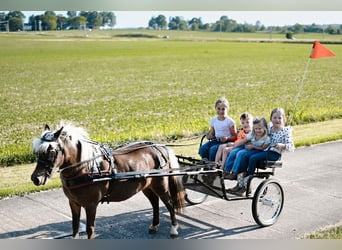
left=95, top=138, right=285, bottom=227
left=86, top=152, right=284, bottom=228
left=31, top=124, right=285, bottom=238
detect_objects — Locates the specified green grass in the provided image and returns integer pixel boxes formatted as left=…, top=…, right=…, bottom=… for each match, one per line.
left=301, top=224, right=342, bottom=239
left=0, top=30, right=341, bottom=166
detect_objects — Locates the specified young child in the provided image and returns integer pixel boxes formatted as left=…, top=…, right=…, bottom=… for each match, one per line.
left=224, top=117, right=271, bottom=180
left=247, top=108, right=295, bottom=176
left=199, top=97, right=237, bottom=161
left=230, top=108, right=295, bottom=196
left=215, top=112, right=253, bottom=168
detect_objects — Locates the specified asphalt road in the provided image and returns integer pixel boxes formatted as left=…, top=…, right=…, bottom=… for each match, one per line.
left=0, top=140, right=341, bottom=239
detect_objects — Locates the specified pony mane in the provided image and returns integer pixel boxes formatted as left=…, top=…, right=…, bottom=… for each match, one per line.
left=33, top=121, right=100, bottom=168
left=58, top=121, right=90, bottom=144
left=58, top=122, right=101, bottom=167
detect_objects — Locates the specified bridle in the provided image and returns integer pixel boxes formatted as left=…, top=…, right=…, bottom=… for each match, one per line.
left=37, top=133, right=111, bottom=176
left=36, top=138, right=64, bottom=178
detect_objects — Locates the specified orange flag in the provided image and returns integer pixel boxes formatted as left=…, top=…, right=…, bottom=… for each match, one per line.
left=310, top=41, right=336, bottom=59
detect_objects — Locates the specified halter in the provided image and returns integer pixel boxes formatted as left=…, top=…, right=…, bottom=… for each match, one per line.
left=36, top=132, right=64, bottom=175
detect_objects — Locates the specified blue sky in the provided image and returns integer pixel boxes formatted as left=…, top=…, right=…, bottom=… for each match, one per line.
left=22, top=11, right=342, bottom=28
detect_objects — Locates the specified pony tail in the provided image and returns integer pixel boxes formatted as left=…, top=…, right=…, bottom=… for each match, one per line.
left=169, top=175, right=186, bottom=213
left=167, top=148, right=186, bottom=213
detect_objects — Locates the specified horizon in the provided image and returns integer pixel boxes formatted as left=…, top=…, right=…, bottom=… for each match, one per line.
left=17, top=11, right=342, bottom=28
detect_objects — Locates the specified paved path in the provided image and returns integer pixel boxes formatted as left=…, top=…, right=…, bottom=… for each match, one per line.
left=0, top=140, right=341, bottom=239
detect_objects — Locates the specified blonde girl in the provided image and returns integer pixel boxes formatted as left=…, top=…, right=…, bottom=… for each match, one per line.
left=224, top=117, right=271, bottom=180
left=246, top=108, right=295, bottom=176
left=199, top=97, right=237, bottom=161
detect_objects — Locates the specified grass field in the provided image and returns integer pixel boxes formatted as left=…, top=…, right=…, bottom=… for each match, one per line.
left=1, top=30, right=342, bottom=166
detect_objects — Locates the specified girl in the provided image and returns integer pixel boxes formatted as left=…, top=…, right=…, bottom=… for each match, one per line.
left=247, top=108, right=295, bottom=176
left=199, top=97, right=237, bottom=161
left=230, top=108, right=295, bottom=196
left=224, top=117, right=270, bottom=180
left=215, top=112, right=253, bottom=168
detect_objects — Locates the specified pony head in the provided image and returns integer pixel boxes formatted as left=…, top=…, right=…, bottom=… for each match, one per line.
left=31, top=122, right=95, bottom=186
left=31, top=124, right=65, bottom=185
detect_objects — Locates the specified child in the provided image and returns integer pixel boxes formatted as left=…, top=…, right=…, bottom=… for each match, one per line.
left=247, top=108, right=295, bottom=176
left=215, top=112, right=253, bottom=168
left=199, top=97, right=237, bottom=161
left=224, top=117, right=271, bottom=180
left=230, top=108, right=295, bottom=196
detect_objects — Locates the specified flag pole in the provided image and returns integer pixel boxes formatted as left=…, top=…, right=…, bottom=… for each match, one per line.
left=288, top=58, right=311, bottom=125
left=288, top=41, right=335, bottom=125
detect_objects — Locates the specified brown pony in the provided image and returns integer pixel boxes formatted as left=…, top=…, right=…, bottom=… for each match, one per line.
left=31, top=122, right=185, bottom=239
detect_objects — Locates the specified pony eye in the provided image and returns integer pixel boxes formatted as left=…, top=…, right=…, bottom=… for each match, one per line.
left=48, top=150, right=57, bottom=160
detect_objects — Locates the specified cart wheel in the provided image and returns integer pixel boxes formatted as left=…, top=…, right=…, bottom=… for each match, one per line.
left=185, top=189, right=208, bottom=205
left=252, top=178, right=284, bottom=227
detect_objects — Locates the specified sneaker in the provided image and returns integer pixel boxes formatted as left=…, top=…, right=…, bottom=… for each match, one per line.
left=227, top=183, right=241, bottom=193
left=224, top=172, right=237, bottom=180
left=215, top=161, right=222, bottom=168
left=233, top=186, right=252, bottom=197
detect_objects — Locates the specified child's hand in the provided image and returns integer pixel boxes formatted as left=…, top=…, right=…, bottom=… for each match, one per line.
left=207, top=134, right=215, bottom=140
left=220, top=136, right=228, bottom=142
left=245, top=144, right=254, bottom=150
left=275, top=143, right=285, bottom=150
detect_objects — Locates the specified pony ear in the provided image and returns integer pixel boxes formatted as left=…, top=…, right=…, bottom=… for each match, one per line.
left=54, top=126, right=64, bottom=140
left=44, top=124, right=50, bottom=131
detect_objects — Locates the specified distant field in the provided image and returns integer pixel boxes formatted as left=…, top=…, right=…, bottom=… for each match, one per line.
left=0, top=30, right=341, bottom=166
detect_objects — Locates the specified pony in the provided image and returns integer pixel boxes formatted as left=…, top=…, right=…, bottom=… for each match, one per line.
left=31, top=122, right=185, bottom=239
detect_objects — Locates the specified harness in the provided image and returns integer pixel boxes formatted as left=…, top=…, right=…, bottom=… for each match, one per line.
left=60, top=141, right=168, bottom=192
left=61, top=144, right=116, bottom=190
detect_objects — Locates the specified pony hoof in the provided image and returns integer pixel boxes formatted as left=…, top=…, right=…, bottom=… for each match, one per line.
left=170, top=233, right=179, bottom=239
left=149, top=224, right=159, bottom=234
left=170, top=224, right=179, bottom=238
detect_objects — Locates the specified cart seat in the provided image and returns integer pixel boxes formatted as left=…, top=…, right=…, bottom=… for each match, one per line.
left=256, top=160, right=282, bottom=170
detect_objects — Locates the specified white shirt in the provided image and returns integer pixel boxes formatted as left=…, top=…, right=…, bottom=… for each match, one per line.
left=209, top=116, right=235, bottom=139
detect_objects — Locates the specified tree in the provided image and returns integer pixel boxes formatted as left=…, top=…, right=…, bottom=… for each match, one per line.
left=67, top=11, right=77, bottom=18
left=148, top=15, right=167, bottom=29
left=255, top=20, right=262, bottom=31
left=325, top=25, right=337, bottom=34
left=101, top=12, right=116, bottom=28
left=56, top=15, right=67, bottom=30
left=168, top=16, right=187, bottom=30
left=80, top=11, right=102, bottom=29
left=188, top=17, right=203, bottom=31
left=148, top=17, right=158, bottom=29
left=6, top=11, right=25, bottom=31
left=0, top=12, right=6, bottom=21
left=69, top=15, right=87, bottom=29
left=156, top=15, right=167, bottom=29
left=212, top=16, right=237, bottom=32
left=292, top=23, right=304, bottom=33
left=41, top=12, right=57, bottom=30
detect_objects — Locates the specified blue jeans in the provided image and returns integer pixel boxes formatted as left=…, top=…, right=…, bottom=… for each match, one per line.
left=223, top=146, right=244, bottom=172
left=230, top=149, right=260, bottom=174
left=199, top=140, right=225, bottom=161
left=247, top=150, right=281, bottom=176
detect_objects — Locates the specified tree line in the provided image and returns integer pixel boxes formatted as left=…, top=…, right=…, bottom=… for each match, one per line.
left=0, top=11, right=116, bottom=31
left=149, top=15, right=342, bottom=34
left=1, top=11, right=341, bottom=35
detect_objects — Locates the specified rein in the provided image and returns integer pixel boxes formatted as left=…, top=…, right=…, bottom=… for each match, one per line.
left=58, top=138, right=112, bottom=173
left=58, top=154, right=103, bottom=173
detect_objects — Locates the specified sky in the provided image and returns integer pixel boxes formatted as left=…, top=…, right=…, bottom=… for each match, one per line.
left=22, top=11, right=342, bottom=28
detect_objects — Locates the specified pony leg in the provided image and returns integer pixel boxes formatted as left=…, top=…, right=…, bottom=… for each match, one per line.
left=142, top=188, right=160, bottom=234
left=152, top=182, right=179, bottom=238
left=159, top=193, right=179, bottom=238
left=69, top=200, right=81, bottom=238
left=85, top=204, right=98, bottom=239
